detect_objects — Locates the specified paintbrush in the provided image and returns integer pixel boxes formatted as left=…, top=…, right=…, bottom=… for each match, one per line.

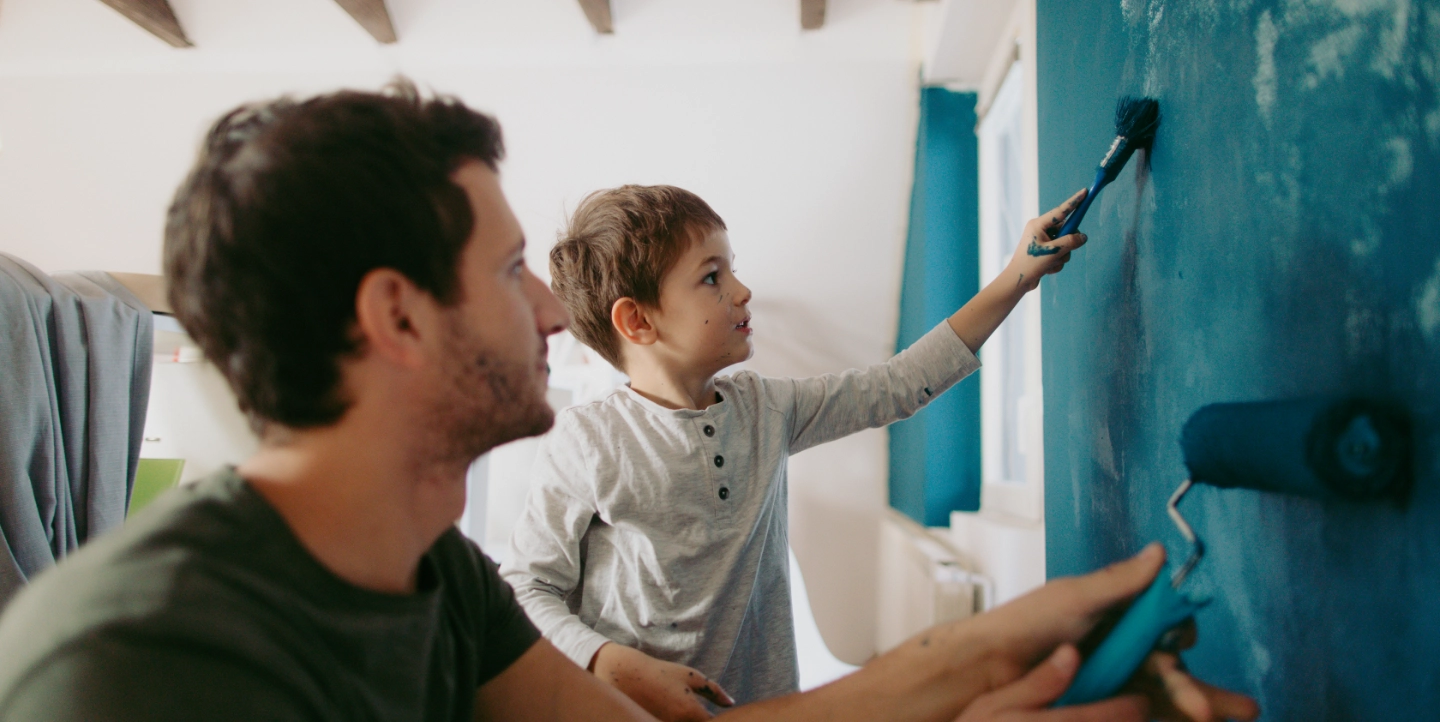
left=1053, top=96, right=1161, bottom=238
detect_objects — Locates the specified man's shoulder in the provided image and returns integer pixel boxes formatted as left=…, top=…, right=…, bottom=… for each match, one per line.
left=0, top=631, right=315, bottom=722
left=0, top=470, right=282, bottom=703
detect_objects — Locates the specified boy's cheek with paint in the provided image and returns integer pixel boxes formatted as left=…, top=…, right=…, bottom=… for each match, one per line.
left=656, top=278, right=754, bottom=370
left=690, top=302, right=754, bottom=368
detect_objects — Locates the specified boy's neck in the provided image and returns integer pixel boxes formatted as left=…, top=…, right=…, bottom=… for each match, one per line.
left=624, top=354, right=723, bottom=411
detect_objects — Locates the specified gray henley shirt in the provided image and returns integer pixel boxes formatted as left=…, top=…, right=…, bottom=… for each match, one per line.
left=500, top=321, right=979, bottom=704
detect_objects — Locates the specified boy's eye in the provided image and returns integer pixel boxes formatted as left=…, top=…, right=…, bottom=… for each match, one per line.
left=703, top=272, right=718, bottom=285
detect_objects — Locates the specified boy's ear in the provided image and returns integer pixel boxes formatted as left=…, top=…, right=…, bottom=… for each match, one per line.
left=611, top=297, right=657, bottom=346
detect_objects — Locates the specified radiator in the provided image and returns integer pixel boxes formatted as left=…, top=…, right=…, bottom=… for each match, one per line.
left=875, top=509, right=993, bottom=654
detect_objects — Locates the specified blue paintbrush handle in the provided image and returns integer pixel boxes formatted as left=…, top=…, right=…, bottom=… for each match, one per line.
left=1056, top=168, right=1108, bottom=238
left=1054, top=567, right=1208, bottom=707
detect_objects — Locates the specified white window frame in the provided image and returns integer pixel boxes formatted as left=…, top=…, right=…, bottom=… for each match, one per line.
left=977, top=59, right=1044, bottom=523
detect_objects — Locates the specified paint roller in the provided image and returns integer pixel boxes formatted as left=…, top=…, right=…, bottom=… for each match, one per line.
left=1056, top=397, right=1413, bottom=706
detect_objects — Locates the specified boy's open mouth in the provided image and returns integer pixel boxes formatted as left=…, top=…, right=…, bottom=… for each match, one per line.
left=736, top=318, right=751, bottom=332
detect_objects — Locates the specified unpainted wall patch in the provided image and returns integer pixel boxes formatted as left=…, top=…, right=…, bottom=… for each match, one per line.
left=1254, top=10, right=1279, bottom=126
left=1324, top=0, right=1405, bottom=18
left=1416, top=258, right=1440, bottom=343
left=1304, top=25, right=1363, bottom=87
left=1382, top=136, right=1413, bottom=191
left=1368, top=0, right=1409, bottom=80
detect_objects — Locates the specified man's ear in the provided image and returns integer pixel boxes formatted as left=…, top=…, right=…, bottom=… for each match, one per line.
left=354, top=268, right=434, bottom=369
left=611, top=297, right=658, bottom=346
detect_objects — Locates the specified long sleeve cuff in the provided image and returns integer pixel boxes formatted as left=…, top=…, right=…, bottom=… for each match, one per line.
left=908, top=320, right=982, bottom=398
left=549, top=620, right=614, bottom=670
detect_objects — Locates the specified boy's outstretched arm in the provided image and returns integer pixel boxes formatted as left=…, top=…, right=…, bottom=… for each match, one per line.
left=947, top=188, right=1088, bottom=353
left=774, top=189, right=1088, bottom=455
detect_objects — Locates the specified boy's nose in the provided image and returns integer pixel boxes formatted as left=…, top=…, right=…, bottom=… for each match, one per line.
left=735, top=282, right=752, bottom=306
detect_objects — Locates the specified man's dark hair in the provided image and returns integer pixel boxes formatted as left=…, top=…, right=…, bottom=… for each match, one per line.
left=164, top=80, right=504, bottom=432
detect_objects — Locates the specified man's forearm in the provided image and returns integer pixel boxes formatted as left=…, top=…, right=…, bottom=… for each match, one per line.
left=720, top=620, right=999, bottom=722
left=947, top=266, right=1026, bottom=354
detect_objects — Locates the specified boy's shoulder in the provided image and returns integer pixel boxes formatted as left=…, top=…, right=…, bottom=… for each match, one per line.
left=551, top=374, right=773, bottom=435
left=551, top=387, right=631, bottom=430
left=718, top=369, right=795, bottom=414
left=546, top=388, right=646, bottom=452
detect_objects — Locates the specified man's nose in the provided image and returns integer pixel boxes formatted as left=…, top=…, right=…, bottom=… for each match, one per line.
left=528, top=270, right=570, bottom=334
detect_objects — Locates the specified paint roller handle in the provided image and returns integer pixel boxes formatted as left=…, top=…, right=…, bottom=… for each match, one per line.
left=1056, top=168, right=1108, bottom=239
left=1053, top=568, right=1208, bottom=707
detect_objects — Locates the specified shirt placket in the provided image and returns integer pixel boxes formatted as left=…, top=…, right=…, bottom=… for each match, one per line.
left=696, top=410, right=734, bottom=518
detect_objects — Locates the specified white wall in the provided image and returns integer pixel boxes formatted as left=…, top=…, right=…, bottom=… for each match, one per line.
left=0, top=0, right=925, bottom=664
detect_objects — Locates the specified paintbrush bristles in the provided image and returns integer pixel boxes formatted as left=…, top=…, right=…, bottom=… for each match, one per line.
left=1114, top=96, right=1161, bottom=148
left=1096, top=96, right=1161, bottom=180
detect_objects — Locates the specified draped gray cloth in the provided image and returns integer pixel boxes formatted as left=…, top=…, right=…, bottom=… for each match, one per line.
left=0, top=254, right=153, bottom=611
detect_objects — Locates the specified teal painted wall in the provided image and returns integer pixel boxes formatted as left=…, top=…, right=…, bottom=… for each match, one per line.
left=1038, top=1, right=1440, bottom=718
left=890, top=87, right=982, bottom=526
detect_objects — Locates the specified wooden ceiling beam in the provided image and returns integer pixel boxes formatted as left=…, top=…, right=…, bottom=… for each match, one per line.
left=333, top=0, right=398, bottom=44
left=577, top=0, right=613, bottom=34
left=801, top=0, right=826, bottom=30
left=95, top=0, right=192, bottom=48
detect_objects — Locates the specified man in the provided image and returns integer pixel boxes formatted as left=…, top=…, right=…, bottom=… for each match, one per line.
left=0, top=83, right=1257, bottom=722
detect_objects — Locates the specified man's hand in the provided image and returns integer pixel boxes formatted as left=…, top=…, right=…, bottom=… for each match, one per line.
left=589, top=643, right=734, bottom=722
left=973, top=544, right=1259, bottom=722
left=1008, top=188, right=1088, bottom=294
left=955, top=646, right=1149, bottom=722
left=1124, top=626, right=1259, bottom=722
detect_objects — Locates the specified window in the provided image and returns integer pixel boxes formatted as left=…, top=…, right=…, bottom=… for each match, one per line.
left=977, top=60, right=1044, bottom=522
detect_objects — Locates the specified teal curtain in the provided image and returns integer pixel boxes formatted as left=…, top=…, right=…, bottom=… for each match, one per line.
left=888, top=87, right=981, bottom=526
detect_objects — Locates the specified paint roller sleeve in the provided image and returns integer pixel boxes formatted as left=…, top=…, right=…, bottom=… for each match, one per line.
left=1180, top=398, right=1413, bottom=502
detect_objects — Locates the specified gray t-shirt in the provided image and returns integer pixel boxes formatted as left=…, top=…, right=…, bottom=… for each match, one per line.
left=0, top=468, right=540, bottom=721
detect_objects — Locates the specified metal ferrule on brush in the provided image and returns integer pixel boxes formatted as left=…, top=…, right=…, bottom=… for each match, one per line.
left=1099, top=135, right=1126, bottom=170
left=1054, top=95, right=1160, bottom=239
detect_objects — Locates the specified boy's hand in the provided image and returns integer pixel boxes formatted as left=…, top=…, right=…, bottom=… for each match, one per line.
left=590, top=642, right=735, bottom=722
left=1008, top=188, right=1088, bottom=294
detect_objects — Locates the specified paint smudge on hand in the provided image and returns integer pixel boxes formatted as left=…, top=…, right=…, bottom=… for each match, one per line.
left=1028, top=239, right=1062, bottom=256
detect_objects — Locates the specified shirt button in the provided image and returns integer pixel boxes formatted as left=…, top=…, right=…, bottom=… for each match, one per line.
left=718, top=487, right=730, bottom=500
left=703, top=425, right=715, bottom=437
left=714, top=455, right=724, bottom=468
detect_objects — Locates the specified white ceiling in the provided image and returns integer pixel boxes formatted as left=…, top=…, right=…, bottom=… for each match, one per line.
left=0, top=0, right=928, bottom=76
left=922, top=0, right=1018, bottom=86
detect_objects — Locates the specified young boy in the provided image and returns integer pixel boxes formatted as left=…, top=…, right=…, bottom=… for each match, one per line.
left=501, top=184, right=1087, bottom=721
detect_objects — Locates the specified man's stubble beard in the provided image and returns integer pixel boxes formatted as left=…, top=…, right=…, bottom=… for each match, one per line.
left=429, top=318, right=554, bottom=466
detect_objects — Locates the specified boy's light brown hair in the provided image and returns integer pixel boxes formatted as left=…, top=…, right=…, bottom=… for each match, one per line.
left=550, top=185, right=726, bottom=368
